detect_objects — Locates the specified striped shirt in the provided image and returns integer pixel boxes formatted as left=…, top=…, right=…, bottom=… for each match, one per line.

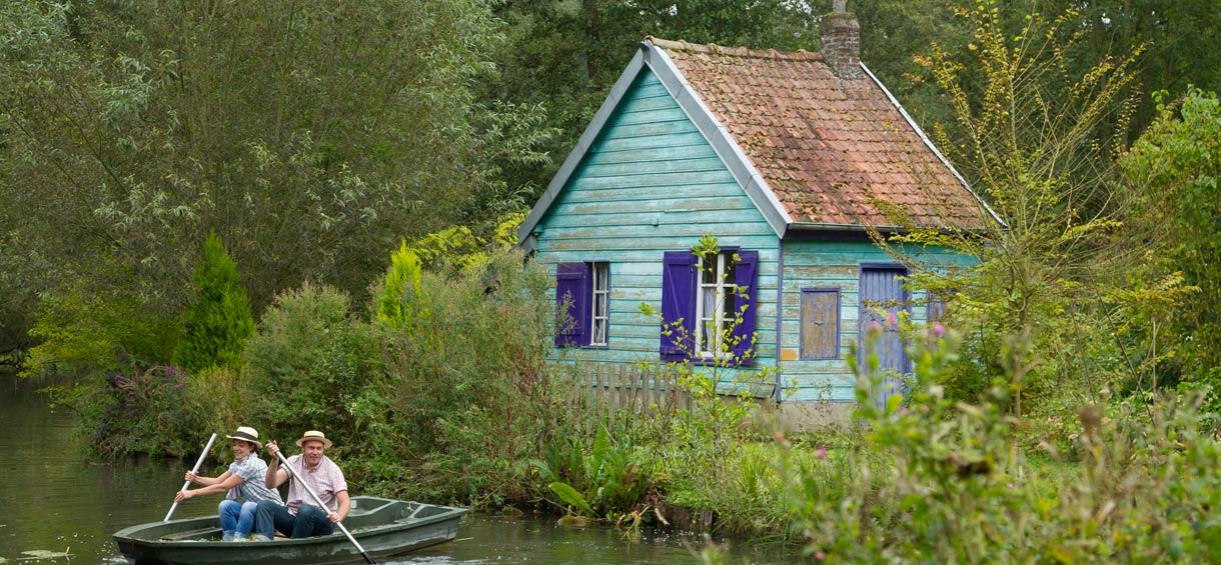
left=284, top=454, right=348, bottom=515
left=225, top=454, right=283, bottom=504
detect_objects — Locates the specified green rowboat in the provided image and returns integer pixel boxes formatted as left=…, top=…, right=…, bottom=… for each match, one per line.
left=113, top=496, right=466, bottom=564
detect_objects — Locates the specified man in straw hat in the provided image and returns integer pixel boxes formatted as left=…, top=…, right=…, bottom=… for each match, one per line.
left=252, top=430, right=350, bottom=540
left=174, top=426, right=284, bottom=541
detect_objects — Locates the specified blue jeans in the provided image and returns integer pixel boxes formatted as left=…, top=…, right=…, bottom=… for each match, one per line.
left=218, top=500, right=258, bottom=538
left=254, top=500, right=335, bottom=539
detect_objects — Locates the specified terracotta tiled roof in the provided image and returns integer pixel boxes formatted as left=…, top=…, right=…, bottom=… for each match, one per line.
left=652, top=38, right=993, bottom=230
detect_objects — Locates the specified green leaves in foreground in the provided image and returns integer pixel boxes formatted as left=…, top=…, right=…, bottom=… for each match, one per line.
left=548, top=482, right=594, bottom=517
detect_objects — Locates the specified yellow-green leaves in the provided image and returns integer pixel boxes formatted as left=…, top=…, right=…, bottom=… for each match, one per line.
left=375, top=240, right=425, bottom=331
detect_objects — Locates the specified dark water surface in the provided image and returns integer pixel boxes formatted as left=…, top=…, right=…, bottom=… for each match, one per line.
left=0, top=373, right=796, bottom=563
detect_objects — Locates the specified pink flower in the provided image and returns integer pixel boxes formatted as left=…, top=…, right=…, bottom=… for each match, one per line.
left=816, top=447, right=827, bottom=460
left=933, top=323, right=946, bottom=337
left=814, top=550, right=827, bottom=561
left=886, top=311, right=897, bottom=326
left=899, top=406, right=908, bottom=414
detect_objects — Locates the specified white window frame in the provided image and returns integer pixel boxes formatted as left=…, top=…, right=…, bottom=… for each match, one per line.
left=589, top=262, right=610, bottom=346
left=694, top=252, right=735, bottom=359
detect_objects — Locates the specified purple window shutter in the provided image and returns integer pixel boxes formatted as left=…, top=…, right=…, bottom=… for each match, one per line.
left=555, top=263, right=591, bottom=347
left=731, top=250, right=759, bottom=364
left=660, top=251, right=696, bottom=361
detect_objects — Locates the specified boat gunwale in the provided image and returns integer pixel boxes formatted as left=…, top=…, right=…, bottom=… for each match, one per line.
left=113, top=499, right=466, bottom=551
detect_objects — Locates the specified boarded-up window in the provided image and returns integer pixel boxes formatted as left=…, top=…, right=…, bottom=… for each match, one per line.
left=926, top=290, right=951, bottom=326
left=800, top=289, right=839, bottom=360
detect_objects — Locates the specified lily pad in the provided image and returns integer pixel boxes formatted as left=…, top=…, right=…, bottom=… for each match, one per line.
left=556, top=514, right=594, bottom=527
left=17, top=549, right=72, bottom=560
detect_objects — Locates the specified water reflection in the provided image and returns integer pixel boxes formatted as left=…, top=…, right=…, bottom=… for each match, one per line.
left=0, top=373, right=213, bottom=562
left=1, top=373, right=793, bottom=563
left=392, top=514, right=787, bottom=564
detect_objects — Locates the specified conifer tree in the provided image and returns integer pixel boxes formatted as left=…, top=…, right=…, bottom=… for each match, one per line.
left=174, top=231, right=255, bottom=372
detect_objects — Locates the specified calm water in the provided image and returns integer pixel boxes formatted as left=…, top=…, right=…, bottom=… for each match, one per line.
left=0, top=374, right=797, bottom=563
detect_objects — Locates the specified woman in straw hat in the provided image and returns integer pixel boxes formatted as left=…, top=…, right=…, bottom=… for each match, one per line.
left=175, top=426, right=284, bottom=541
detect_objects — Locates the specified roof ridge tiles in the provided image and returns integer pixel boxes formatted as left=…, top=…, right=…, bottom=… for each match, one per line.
left=647, top=36, right=823, bottom=62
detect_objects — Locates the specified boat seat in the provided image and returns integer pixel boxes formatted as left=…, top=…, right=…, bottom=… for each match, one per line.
left=343, top=499, right=410, bottom=529
left=160, top=526, right=222, bottom=541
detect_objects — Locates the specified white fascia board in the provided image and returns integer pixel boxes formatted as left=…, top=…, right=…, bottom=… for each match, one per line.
left=859, top=62, right=1007, bottom=229
left=642, top=42, right=791, bottom=238
left=517, top=50, right=648, bottom=246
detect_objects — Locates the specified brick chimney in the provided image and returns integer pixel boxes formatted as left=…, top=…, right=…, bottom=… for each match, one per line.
left=820, top=0, right=862, bottom=79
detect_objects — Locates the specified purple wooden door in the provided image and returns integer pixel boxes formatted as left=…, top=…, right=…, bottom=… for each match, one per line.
left=859, top=266, right=909, bottom=405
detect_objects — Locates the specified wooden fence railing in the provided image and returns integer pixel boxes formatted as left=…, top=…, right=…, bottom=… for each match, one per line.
left=568, top=364, right=693, bottom=421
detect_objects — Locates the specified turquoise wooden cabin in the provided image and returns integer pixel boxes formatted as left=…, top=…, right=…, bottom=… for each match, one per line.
left=518, top=10, right=1000, bottom=425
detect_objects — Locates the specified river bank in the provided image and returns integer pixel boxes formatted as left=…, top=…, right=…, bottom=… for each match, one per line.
left=1, top=372, right=802, bottom=563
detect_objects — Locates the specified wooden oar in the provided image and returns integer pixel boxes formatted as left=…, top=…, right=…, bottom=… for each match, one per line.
left=164, top=433, right=219, bottom=522
left=274, top=450, right=375, bottom=564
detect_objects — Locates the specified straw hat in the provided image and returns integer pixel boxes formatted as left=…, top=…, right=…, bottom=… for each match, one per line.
left=294, top=430, right=333, bottom=449
left=226, top=426, right=263, bottom=449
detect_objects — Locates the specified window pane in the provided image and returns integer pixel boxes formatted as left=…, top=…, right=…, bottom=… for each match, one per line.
left=722, top=285, right=736, bottom=327
left=701, top=258, right=717, bottom=284
left=593, top=319, right=606, bottom=344
left=596, top=263, right=609, bottom=291
left=723, top=255, right=735, bottom=283
left=595, top=294, right=607, bottom=317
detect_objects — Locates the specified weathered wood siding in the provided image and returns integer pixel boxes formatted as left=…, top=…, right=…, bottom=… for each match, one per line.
left=778, top=240, right=972, bottom=401
left=535, top=69, right=779, bottom=375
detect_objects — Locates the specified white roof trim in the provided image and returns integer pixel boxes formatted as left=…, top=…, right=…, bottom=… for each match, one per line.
left=859, top=62, right=1006, bottom=229
left=517, top=41, right=793, bottom=248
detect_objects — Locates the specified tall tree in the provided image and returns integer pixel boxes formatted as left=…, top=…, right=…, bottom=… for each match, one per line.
left=1043, top=0, right=1221, bottom=143
left=891, top=0, right=1145, bottom=411
left=1119, top=89, right=1221, bottom=380
left=0, top=0, right=504, bottom=326
left=174, top=231, right=255, bottom=372
left=0, top=0, right=562, bottom=372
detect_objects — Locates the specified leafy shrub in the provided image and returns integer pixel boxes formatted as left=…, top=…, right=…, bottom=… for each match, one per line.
left=22, top=280, right=179, bottom=379
left=243, top=282, right=378, bottom=453
left=1121, top=89, right=1221, bottom=382
left=534, top=426, right=652, bottom=520
left=350, top=249, right=557, bottom=502
left=47, top=362, right=255, bottom=459
left=87, top=365, right=202, bottom=457
left=185, top=365, right=251, bottom=439
left=173, top=231, right=256, bottom=372
left=772, top=324, right=1221, bottom=562
left=374, top=240, right=425, bottom=330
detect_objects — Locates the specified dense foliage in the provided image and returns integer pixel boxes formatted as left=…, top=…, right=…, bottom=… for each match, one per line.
left=878, top=1, right=1207, bottom=452
left=0, top=0, right=531, bottom=357
left=4, top=0, right=1221, bottom=560
left=769, top=329, right=1221, bottom=562
left=1120, top=90, right=1221, bottom=388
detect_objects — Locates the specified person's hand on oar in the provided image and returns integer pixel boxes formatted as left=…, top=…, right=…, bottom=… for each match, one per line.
left=260, top=431, right=374, bottom=563
left=265, top=440, right=342, bottom=524
left=165, top=433, right=219, bottom=522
